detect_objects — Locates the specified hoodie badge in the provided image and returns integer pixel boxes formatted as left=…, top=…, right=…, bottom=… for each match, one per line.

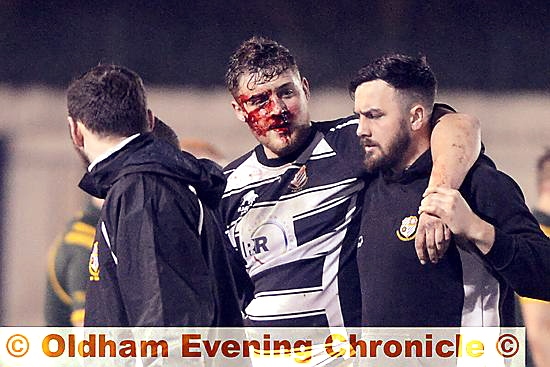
left=396, top=216, right=418, bottom=241
left=89, top=241, right=100, bottom=281
left=289, top=165, right=308, bottom=192
left=238, top=190, right=259, bottom=217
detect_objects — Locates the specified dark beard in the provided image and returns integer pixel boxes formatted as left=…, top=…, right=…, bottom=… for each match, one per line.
left=361, top=124, right=411, bottom=173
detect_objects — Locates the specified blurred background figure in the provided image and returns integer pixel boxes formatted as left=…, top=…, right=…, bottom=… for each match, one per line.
left=520, top=148, right=550, bottom=367
left=44, top=196, right=102, bottom=326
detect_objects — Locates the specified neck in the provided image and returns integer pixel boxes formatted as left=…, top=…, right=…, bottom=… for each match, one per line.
left=537, top=192, right=550, bottom=215
left=397, top=134, right=431, bottom=172
left=85, top=136, right=129, bottom=163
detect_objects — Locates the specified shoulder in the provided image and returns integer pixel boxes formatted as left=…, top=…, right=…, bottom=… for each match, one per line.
left=463, top=157, right=526, bottom=204
left=223, top=150, right=256, bottom=176
left=312, top=115, right=359, bottom=134
left=108, top=172, right=198, bottom=210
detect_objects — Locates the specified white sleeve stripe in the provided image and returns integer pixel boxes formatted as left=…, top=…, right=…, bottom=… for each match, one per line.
left=101, top=221, right=118, bottom=265
left=328, top=118, right=359, bottom=132
left=188, top=185, right=203, bottom=235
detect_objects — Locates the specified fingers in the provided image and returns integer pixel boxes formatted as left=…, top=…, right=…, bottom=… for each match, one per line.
left=434, top=223, right=446, bottom=252
left=414, top=228, right=429, bottom=265
left=425, top=224, right=438, bottom=263
left=423, top=186, right=456, bottom=197
left=416, top=213, right=451, bottom=264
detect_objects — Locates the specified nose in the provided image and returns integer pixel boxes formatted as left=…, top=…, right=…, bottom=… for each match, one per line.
left=270, top=95, right=287, bottom=115
left=356, top=115, right=372, bottom=137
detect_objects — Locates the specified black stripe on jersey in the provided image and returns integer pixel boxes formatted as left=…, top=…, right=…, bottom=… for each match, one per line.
left=294, top=198, right=354, bottom=246
left=251, top=257, right=325, bottom=294
left=222, top=175, right=284, bottom=198
left=255, top=286, right=323, bottom=298
left=245, top=312, right=328, bottom=327
left=247, top=308, right=326, bottom=318
left=250, top=178, right=359, bottom=209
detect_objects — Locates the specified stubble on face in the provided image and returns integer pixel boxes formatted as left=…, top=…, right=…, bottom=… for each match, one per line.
left=236, top=70, right=311, bottom=159
left=360, top=118, right=411, bottom=173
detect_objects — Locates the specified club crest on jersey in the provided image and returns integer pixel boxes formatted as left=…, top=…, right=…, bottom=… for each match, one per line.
left=89, top=241, right=100, bottom=281
left=238, top=190, right=259, bottom=217
left=396, top=216, right=418, bottom=241
left=289, top=165, right=308, bottom=192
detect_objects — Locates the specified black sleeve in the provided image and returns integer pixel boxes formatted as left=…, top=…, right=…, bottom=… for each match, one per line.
left=430, top=102, right=456, bottom=125
left=109, top=174, right=216, bottom=326
left=215, top=207, right=255, bottom=312
left=465, top=165, right=550, bottom=300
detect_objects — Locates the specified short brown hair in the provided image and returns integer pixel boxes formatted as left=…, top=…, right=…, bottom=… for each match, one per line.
left=225, top=36, right=299, bottom=98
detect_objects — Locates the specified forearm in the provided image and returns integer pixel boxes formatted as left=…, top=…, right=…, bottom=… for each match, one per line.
left=464, top=215, right=496, bottom=254
left=485, top=229, right=550, bottom=300
left=430, top=113, right=481, bottom=189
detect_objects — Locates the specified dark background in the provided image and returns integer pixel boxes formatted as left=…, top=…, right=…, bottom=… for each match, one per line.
left=1, top=0, right=548, bottom=90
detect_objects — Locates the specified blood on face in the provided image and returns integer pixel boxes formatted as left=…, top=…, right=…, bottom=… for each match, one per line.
left=237, top=91, right=289, bottom=136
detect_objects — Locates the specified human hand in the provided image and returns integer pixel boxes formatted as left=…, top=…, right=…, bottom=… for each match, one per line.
left=414, top=212, right=451, bottom=264
left=419, top=187, right=475, bottom=236
left=419, top=187, right=495, bottom=254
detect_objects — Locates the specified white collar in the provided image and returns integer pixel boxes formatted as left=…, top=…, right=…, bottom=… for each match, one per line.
left=87, top=133, right=141, bottom=172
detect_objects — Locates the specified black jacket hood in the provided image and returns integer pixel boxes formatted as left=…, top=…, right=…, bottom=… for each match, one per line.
left=79, top=134, right=226, bottom=208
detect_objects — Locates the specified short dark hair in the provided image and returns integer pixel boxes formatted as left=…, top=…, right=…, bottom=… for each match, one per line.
left=349, top=54, right=437, bottom=110
left=67, top=64, right=149, bottom=137
left=225, top=36, right=299, bottom=98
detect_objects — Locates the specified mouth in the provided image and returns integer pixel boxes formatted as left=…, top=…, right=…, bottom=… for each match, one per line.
left=268, top=116, right=291, bottom=132
left=361, top=142, right=379, bottom=154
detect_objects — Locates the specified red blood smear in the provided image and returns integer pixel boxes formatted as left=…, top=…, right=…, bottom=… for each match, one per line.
left=237, top=93, right=287, bottom=136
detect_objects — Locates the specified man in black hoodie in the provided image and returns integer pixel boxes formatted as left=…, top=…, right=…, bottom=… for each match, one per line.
left=350, top=54, right=550, bottom=327
left=66, top=64, right=242, bottom=327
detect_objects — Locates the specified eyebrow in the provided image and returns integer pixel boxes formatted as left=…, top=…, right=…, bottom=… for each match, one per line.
left=242, top=90, right=271, bottom=104
left=275, top=82, right=295, bottom=92
left=244, top=81, right=296, bottom=102
left=355, top=107, right=382, bottom=115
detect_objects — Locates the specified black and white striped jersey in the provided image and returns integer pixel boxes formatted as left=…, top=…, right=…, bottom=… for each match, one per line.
left=221, top=116, right=366, bottom=327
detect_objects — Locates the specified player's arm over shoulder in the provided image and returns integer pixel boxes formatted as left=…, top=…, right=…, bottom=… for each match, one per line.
left=430, top=105, right=481, bottom=189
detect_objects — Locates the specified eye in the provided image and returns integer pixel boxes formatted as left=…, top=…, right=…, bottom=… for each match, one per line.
left=364, top=111, right=383, bottom=119
left=248, top=94, right=269, bottom=107
left=279, top=88, right=295, bottom=98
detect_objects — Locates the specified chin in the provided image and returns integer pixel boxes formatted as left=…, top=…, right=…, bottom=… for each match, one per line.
left=363, top=157, right=382, bottom=173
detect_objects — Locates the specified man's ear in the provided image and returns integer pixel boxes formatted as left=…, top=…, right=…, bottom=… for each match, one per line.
left=409, top=104, right=428, bottom=132
left=147, top=109, right=155, bottom=131
left=68, top=116, right=84, bottom=148
left=231, top=100, right=248, bottom=123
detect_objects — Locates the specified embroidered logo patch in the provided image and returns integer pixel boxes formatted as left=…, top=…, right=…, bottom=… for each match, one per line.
left=89, top=241, right=100, bottom=281
left=289, top=165, right=308, bottom=192
left=396, top=216, right=418, bottom=241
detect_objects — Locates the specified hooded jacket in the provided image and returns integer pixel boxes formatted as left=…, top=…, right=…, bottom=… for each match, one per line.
left=358, top=150, right=550, bottom=327
left=79, top=133, right=242, bottom=326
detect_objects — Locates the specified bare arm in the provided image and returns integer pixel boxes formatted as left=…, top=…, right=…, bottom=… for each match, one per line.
left=429, top=112, right=481, bottom=189
left=415, top=112, right=481, bottom=264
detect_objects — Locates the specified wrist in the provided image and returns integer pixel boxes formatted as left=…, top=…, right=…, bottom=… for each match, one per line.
left=470, top=217, right=495, bottom=254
